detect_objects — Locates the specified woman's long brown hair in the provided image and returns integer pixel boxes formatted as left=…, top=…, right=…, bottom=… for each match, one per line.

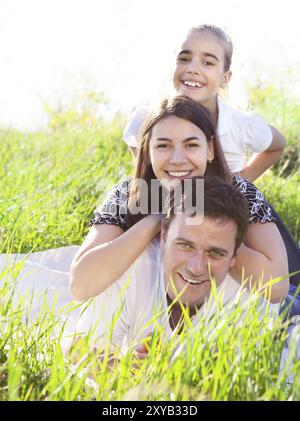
left=126, top=95, right=232, bottom=228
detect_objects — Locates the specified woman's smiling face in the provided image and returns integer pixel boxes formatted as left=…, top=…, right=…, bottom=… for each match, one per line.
left=149, top=115, right=214, bottom=189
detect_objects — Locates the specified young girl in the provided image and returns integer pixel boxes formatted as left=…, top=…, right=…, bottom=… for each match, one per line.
left=123, top=24, right=286, bottom=183
left=70, top=96, right=289, bottom=308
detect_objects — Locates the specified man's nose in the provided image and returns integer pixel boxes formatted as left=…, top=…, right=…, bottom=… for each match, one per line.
left=169, top=147, right=187, bottom=164
left=187, top=252, right=207, bottom=277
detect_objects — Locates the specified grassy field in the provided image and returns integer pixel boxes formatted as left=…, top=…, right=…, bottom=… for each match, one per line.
left=0, top=87, right=300, bottom=401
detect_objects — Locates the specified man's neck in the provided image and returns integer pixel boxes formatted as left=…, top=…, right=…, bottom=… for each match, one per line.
left=166, top=296, right=197, bottom=331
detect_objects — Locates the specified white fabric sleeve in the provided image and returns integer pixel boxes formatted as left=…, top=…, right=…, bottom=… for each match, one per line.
left=123, top=106, right=150, bottom=147
left=243, top=113, right=273, bottom=153
left=76, top=279, right=130, bottom=349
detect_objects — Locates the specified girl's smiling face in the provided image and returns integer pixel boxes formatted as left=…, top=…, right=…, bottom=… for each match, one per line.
left=172, top=31, right=232, bottom=110
left=149, top=115, right=214, bottom=189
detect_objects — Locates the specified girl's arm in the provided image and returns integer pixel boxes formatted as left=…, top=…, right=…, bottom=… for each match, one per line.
left=240, top=126, right=286, bottom=182
left=129, top=146, right=137, bottom=158
left=229, top=221, right=289, bottom=303
left=70, top=214, right=162, bottom=301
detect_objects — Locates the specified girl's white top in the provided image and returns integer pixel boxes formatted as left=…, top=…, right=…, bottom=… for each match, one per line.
left=123, top=97, right=273, bottom=172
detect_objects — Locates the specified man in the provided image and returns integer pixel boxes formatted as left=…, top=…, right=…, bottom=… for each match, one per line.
left=78, top=176, right=254, bottom=354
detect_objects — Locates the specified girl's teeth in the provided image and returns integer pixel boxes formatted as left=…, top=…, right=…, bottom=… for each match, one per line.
left=183, top=80, right=202, bottom=88
left=168, top=171, right=190, bottom=177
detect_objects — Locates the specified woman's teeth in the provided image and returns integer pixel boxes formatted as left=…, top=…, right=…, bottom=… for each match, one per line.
left=167, top=171, right=190, bottom=177
left=183, top=80, right=203, bottom=88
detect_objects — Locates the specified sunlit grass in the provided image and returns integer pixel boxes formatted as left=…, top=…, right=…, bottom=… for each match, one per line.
left=0, top=260, right=299, bottom=401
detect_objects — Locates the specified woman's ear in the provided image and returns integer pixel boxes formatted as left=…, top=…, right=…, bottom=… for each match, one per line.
left=160, top=220, right=167, bottom=247
left=220, top=70, right=232, bottom=89
left=208, top=140, right=215, bottom=162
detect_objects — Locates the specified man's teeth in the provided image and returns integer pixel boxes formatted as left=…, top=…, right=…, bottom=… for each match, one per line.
left=181, top=274, right=203, bottom=285
left=183, top=80, right=203, bottom=88
left=167, top=171, right=190, bottom=177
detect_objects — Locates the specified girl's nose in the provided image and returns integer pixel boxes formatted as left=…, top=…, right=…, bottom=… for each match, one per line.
left=186, top=61, right=201, bottom=75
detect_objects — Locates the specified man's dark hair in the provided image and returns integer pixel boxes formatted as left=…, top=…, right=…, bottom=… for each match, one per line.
left=162, top=176, right=249, bottom=253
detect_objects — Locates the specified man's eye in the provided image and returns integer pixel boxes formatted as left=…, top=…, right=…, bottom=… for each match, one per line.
left=209, top=250, right=224, bottom=258
left=177, top=242, right=192, bottom=250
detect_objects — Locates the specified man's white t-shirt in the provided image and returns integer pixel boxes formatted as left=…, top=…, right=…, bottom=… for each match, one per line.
left=78, top=239, right=263, bottom=353
left=123, top=97, right=273, bottom=172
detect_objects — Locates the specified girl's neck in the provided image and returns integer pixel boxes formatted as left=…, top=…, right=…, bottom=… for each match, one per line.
left=201, top=96, right=219, bottom=129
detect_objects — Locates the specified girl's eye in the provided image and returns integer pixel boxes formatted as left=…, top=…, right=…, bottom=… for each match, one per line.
left=177, top=55, right=190, bottom=63
left=186, top=143, right=199, bottom=149
left=203, top=60, right=214, bottom=66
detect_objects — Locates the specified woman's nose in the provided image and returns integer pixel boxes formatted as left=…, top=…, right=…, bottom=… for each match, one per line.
left=169, top=148, right=187, bottom=164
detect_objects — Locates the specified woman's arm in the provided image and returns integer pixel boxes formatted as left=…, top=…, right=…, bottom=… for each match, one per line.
left=229, top=221, right=289, bottom=303
left=70, top=214, right=162, bottom=301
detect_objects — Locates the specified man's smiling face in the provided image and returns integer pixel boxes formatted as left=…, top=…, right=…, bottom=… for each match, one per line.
left=161, top=213, right=237, bottom=308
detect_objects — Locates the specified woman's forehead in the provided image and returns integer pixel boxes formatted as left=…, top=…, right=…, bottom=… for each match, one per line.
left=151, top=115, right=204, bottom=135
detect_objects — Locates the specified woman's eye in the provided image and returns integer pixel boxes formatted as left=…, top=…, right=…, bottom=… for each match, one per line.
left=186, top=143, right=199, bottom=148
left=156, top=144, right=168, bottom=149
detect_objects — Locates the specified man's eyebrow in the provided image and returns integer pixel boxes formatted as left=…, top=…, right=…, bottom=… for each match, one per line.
left=175, top=238, right=230, bottom=255
left=177, top=49, right=219, bottom=62
left=175, top=237, right=195, bottom=246
left=209, top=247, right=229, bottom=255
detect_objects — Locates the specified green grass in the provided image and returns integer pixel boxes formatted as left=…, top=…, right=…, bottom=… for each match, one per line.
left=0, top=120, right=133, bottom=253
left=257, top=171, right=300, bottom=242
left=0, top=264, right=299, bottom=401
left=247, top=82, right=300, bottom=177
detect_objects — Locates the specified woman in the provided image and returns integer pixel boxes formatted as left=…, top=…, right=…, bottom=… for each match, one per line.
left=70, top=96, right=289, bottom=306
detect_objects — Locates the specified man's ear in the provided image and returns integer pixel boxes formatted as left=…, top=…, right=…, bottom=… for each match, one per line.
left=229, top=245, right=240, bottom=269
left=220, top=69, right=232, bottom=89
left=229, top=256, right=236, bottom=269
